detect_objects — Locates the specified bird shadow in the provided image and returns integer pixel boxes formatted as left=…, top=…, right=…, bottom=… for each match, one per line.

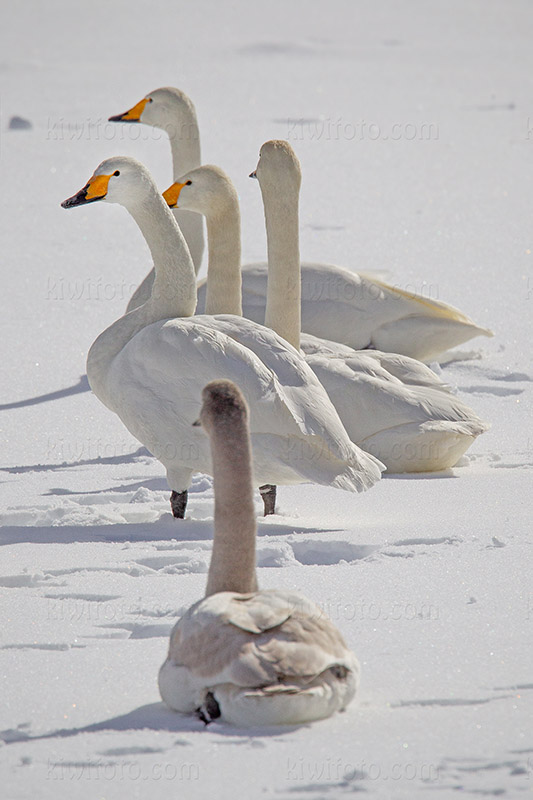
left=0, top=515, right=339, bottom=547
left=45, top=477, right=169, bottom=496
left=0, top=447, right=150, bottom=475
left=383, top=468, right=458, bottom=480
left=0, top=702, right=303, bottom=746
left=0, top=375, right=91, bottom=411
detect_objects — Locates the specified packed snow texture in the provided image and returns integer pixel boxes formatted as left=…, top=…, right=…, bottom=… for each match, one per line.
left=1, top=1, right=532, bottom=798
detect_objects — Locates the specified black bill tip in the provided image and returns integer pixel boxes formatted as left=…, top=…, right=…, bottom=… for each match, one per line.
left=61, top=184, right=101, bottom=209
left=108, top=113, right=136, bottom=123
left=249, top=171, right=257, bottom=179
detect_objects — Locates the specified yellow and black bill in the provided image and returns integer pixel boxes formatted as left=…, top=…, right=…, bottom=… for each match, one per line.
left=61, top=174, right=113, bottom=208
left=108, top=97, right=150, bottom=123
left=162, top=180, right=190, bottom=208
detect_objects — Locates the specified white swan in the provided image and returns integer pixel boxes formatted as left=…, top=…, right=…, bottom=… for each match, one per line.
left=164, top=154, right=488, bottom=472
left=158, top=379, right=359, bottom=726
left=61, top=157, right=383, bottom=518
left=109, top=87, right=204, bottom=301
left=116, top=85, right=492, bottom=360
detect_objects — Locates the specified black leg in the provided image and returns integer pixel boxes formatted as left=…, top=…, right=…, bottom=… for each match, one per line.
left=170, top=490, right=188, bottom=519
left=195, top=691, right=221, bottom=725
left=259, top=484, right=277, bottom=516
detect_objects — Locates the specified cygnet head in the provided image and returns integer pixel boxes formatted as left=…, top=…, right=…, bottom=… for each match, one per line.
left=61, top=156, right=157, bottom=210
left=163, top=165, right=237, bottom=217
left=250, top=139, right=302, bottom=194
left=198, top=380, right=249, bottom=438
left=109, top=87, right=196, bottom=135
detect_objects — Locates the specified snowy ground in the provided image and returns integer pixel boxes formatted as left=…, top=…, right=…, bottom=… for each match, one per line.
left=1, top=1, right=532, bottom=797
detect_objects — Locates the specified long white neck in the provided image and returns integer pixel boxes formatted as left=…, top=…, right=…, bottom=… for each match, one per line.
left=166, top=97, right=204, bottom=273
left=204, top=199, right=242, bottom=316
left=128, top=190, right=197, bottom=317
left=168, top=99, right=202, bottom=181
left=259, top=181, right=301, bottom=350
left=205, top=417, right=258, bottom=597
left=87, top=187, right=197, bottom=405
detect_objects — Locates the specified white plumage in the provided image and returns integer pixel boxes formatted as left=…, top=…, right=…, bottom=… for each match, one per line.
left=61, top=156, right=383, bottom=517
left=114, top=84, right=492, bottom=360
left=164, top=154, right=489, bottom=473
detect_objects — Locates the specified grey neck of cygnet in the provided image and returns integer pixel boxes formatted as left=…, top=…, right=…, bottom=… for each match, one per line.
left=260, top=180, right=301, bottom=351
left=205, top=200, right=243, bottom=316
left=205, top=416, right=258, bottom=597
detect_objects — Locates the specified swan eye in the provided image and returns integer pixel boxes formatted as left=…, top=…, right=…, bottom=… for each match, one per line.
left=148, top=98, right=153, bottom=103
left=113, top=170, right=120, bottom=176
left=186, top=180, right=192, bottom=186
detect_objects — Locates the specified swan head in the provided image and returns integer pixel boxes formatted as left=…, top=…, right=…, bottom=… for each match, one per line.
left=108, top=87, right=196, bottom=133
left=197, top=380, right=249, bottom=436
left=61, top=156, right=157, bottom=209
left=250, top=139, right=302, bottom=194
left=163, top=165, right=238, bottom=216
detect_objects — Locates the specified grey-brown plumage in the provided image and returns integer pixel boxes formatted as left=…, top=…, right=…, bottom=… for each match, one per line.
left=158, top=380, right=360, bottom=726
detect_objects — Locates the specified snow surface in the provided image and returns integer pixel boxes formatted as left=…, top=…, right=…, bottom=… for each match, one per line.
left=1, top=1, right=532, bottom=797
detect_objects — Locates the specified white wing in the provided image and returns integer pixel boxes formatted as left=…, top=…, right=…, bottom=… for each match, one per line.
left=101, top=316, right=383, bottom=491
left=304, top=347, right=489, bottom=471
left=196, top=262, right=492, bottom=362
left=300, top=333, right=452, bottom=393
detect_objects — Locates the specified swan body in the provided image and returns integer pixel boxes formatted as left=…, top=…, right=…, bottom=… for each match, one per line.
left=109, top=87, right=205, bottom=294
left=159, top=588, right=359, bottom=726
left=159, top=380, right=359, bottom=726
left=299, top=333, right=453, bottom=392
left=302, top=349, right=487, bottom=471
left=165, top=156, right=488, bottom=473
left=126, top=85, right=492, bottom=360
left=61, top=157, right=383, bottom=511
left=197, top=262, right=492, bottom=362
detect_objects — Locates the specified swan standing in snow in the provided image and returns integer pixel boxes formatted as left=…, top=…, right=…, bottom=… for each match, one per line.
left=109, top=87, right=204, bottom=304
left=61, top=157, right=383, bottom=518
left=113, top=85, right=492, bottom=360
left=164, top=153, right=488, bottom=472
left=158, top=379, right=359, bottom=726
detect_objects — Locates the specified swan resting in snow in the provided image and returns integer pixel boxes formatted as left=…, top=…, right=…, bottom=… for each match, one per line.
left=163, top=152, right=489, bottom=473
left=61, top=156, right=383, bottom=518
left=158, top=379, right=359, bottom=726
left=114, top=85, right=492, bottom=360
